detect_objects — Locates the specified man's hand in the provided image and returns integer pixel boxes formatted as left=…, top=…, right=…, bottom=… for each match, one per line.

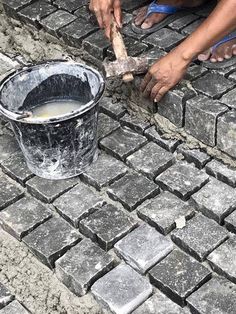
left=89, top=0, right=122, bottom=39
left=140, top=51, right=190, bottom=102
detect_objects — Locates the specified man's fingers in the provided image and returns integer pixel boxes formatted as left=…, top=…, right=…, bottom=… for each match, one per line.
left=142, top=77, right=157, bottom=98
left=150, top=82, right=163, bottom=100
left=95, top=10, right=104, bottom=29
left=114, top=0, right=122, bottom=27
left=153, top=86, right=169, bottom=102
left=102, top=10, right=112, bottom=39
left=140, top=72, right=152, bottom=92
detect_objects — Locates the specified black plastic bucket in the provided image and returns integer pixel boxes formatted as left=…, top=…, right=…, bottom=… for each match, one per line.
left=0, top=60, right=105, bottom=179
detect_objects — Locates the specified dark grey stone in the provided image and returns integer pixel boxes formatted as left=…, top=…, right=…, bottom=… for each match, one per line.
left=126, top=142, right=175, bottom=180
left=83, top=30, right=110, bottom=60
left=0, top=283, right=14, bottom=309
left=0, top=135, right=19, bottom=164
left=26, top=176, right=78, bottom=203
left=192, top=73, right=235, bottom=99
left=132, top=292, right=190, bottom=314
left=100, top=127, right=147, bottom=161
left=225, top=211, right=236, bottom=234
left=158, top=85, right=196, bottom=127
left=81, top=153, right=128, bottom=190
left=191, top=178, right=236, bottom=224
left=149, top=249, right=211, bottom=307
left=195, top=1, right=216, bottom=17
left=137, top=191, right=195, bottom=235
left=0, top=196, right=52, bottom=240
left=18, top=0, right=57, bottom=27
left=185, top=64, right=208, bottom=81
left=115, top=223, right=173, bottom=274
left=55, top=238, right=114, bottom=296
left=74, top=5, right=92, bottom=21
left=143, top=28, right=184, bottom=51
left=120, top=114, right=150, bottom=134
left=53, top=182, right=104, bottom=227
left=187, top=277, right=236, bottom=314
left=23, top=217, right=81, bottom=268
left=171, top=214, right=228, bottom=261
left=169, top=14, right=199, bottom=31
left=91, top=263, right=152, bottom=314
left=97, top=113, right=120, bottom=140
left=228, top=71, right=236, bottom=81
left=54, top=0, right=87, bottom=12
left=181, top=18, right=204, bottom=35
left=41, top=10, right=76, bottom=37
left=1, top=152, right=34, bottom=186
left=185, top=95, right=228, bottom=146
left=122, top=0, right=150, bottom=11
left=59, top=18, right=98, bottom=48
left=0, top=171, right=24, bottom=210
left=207, top=236, right=236, bottom=283
left=122, top=25, right=147, bottom=41
left=155, top=162, right=209, bottom=200
left=107, top=172, right=159, bottom=211
left=177, top=144, right=211, bottom=169
left=205, top=159, right=236, bottom=187
left=79, top=204, right=137, bottom=250
left=217, top=111, right=236, bottom=159
left=144, top=126, right=181, bottom=152
left=0, top=300, right=30, bottom=314
left=220, top=88, right=236, bottom=109
left=99, top=97, right=126, bottom=120
left=2, top=0, right=34, bottom=19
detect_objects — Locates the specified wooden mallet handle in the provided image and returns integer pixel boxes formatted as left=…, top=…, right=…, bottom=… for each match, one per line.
left=110, top=19, right=134, bottom=82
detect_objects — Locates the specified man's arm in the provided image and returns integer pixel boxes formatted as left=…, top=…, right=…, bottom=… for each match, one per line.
left=141, top=0, right=236, bottom=101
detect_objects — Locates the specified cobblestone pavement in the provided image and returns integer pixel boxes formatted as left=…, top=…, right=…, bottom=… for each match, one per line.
left=0, top=0, right=236, bottom=314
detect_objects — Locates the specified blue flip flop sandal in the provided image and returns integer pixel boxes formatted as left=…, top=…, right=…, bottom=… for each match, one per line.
left=131, top=0, right=186, bottom=35
left=202, top=31, right=236, bottom=69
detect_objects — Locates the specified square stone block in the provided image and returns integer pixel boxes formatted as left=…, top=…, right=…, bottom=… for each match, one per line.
left=225, top=211, right=236, bottom=233
left=99, top=97, right=126, bottom=120
left=83, top=30, right=110, bottom=60
left=177, top=144, right=211, bottom=169
left=205, top=159, right=236, bottom=187
left=0, top=135, right=19, bottom=164
left=220, top=88, right=236, bottom=109
left=120, top=113, right=150, bottom=134
left=54, top=0, right=87, bottom=12
left=0, top=300, right=30, bottom=313
left=0, top=283, right=14, bottom=309
left=97, top=113, right=120, bottom=140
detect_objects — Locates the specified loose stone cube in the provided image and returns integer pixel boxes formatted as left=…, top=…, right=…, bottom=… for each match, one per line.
left=205, top=159, right=236, bottom=187
left=144, top=28, right=184, bottom=51
left=79, top=204, right=137, bottom=250
left=1, top=152, right=34, bottom=186
left=185, top=64, right=207, bottom=81
left=81, top=153, right=128, bottom=190
left=100, top=127, right=147, bottom=161
left=59, top=19, right=98, bottom=48
left=171, top=214, right=228, bottom=261
left=225, top=211, right=236, bottom=233
left=145, top=126, right=181, bottom=152
left=55, top=238, right=114, bottom=296
left=0, top=171, right=24, bottom=210
left=74, top=5, right=92, bottom=21
left=53, top=182, right=104, bottom=227
left=137, top=191, right=195, bottom=235
left=187, top=277, right=236, bottom=314
left=107, top=37, right=148, bottom=59
left=91, top=263, right=152, bottom=314
left=149, top=249, right=211, bottom=306
left=0, top=135, right=20, bottom=164
left=2, top=0, right=34, bottom=19
left=0, top=300, right=30, bottom=314
left=132, top=291, right=191, bottom=314
left=169, top=14, right=199, bottom=31
left=97, top=113, right=120, bottom=140
left=0, top=283, right=14, bottom=309
left=0, top=196, right=52, bottom=240
left=23, top=217, right=81, bottom=268
left=99, top=97, right=126, bottom=120
left=158, top=85, right=196, bottom=127
left=185, top=95, right=228, bottom=146
left=120, top=114, right=150, bottom=134
left=41, top=10, right=76, bottom=37
left=207, top=237, right=236, bottom=283
left=115, top=224, right=173, bottom=274
left=83, top=30, right=110, bottom=60
left=54, top=0, right=87, bottom=12
left=192, top=73, right=234, bottom=99
left=228, top=71, right=236, bottom=81
left=155, top=162, right=209, bottom=200
left=26, top=176, right=78, bottom=203
left=220, top=88, right=236, bottom=109
left=18, top=0, right=57, bottom=27
left=217, top=111, right=236, bottom=159
left=191, top=178, right=236, bottom=224
left=177, top=144, right=211, bottom=169
left=181, top=18, right=204, bottom=35
left=107, top=172, right=159, bottom=211
left=126, top=142, right=175, bottom=179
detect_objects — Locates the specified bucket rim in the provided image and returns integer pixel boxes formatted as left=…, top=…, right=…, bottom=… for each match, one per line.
left=0, top=59, right=105, bottom=124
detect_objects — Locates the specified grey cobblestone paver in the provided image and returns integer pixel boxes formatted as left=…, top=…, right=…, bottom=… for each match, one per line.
left=91, top=263, right=152, bottom=314
left=114, top=223, right=173, bottom=274
left=225, top=211, right=236, bottom=233
left=205, top=159, right=236, bottom=187
left=99, top=97, right=126, bottom=120
left=54, top=0, right=87, bottom=12
left=191, top=178, right=236, bottom=224
left=0, top=283, right=14, bottom=309
left=171, top=214, right=228, bottom=261
left=0, top=300, right=30, bottom=314
left=107, top=172, right=159, bottom=211
left=0, top=135, right=20, bottom=164
left=97, top=113, right=120, bottom=140
left=120, top=113, right=150, bottom=134
left=55, top=238, right=114, bottom=296
left=137, top=191, right=195, bottom=235
left=177, top=144, right=211, bottom=169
